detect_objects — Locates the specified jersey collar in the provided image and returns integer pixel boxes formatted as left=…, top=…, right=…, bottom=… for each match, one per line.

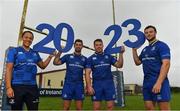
left=73, top=52, right=82, bottom=56
left=149, top=39, right=158, bottom=46
left=20, top=46, right=32, bottom=52
left=94, top=52, right=104, bottom=56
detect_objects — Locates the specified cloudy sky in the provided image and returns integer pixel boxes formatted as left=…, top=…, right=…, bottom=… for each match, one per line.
left=0, top=0, right=180, bottom=87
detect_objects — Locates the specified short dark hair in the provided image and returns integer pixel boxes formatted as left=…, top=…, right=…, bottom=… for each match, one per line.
left=22, top=31, right=34, bottom=38
left=144, top=25, right=157, bottom=33
left=94, top=39, right=103, bottom=45
left=75, top=39, right=83, bottom=45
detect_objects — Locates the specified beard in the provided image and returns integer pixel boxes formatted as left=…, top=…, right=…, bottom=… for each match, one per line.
left=147, top=36, right=156, bottom=42
left=95, top=49, right=103, bottom=54
left=75, top=48, right=81, bottom=53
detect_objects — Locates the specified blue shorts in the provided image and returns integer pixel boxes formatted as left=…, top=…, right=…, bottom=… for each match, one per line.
left=92, top=79, right=116, bottom=101
left=143, top=80, right=171, bottom=102
left=62, top=82, right=84, bottom=100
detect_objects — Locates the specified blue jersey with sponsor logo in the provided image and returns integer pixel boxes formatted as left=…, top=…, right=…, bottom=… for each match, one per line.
left=86, top=53, right=117, bottom=81
left=6, top=47, right=42, bottom=85
left=60, top=53, right=87, bottom=83
left=139, top=40, right=171, bottom=87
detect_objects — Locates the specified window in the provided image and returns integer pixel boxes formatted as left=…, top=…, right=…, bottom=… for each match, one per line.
left=61, top=80, right=63, bottom=87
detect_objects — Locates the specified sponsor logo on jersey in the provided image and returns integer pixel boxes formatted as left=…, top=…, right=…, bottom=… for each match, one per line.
left=105, top=55, right=109, bottom=59
left=92, top=57, right=97, bottom=60
left=33, top=53, right=37, bottom=57
left=151, top=46, right=156, bottom=51
left=75, top=62, right=80, bottom=65
left=81, top=57, right=85, bottom=62
left=70, top=55, right=74, bottom=59
left=18, top=52, right=23, bottom=55
left=143, top=48, right=146, bottom=52
left=142, top=57, right=156, bottom=61
left=94, top=63, right=110, bottom=68
left=69, top=63, right=84, bottom=68
left=142, top=54, right=156, bottom=61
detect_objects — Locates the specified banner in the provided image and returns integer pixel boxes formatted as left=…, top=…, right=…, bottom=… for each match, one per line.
left=39, top=88, right=62, bottom=97
left=112, top=71, right=125, bottom=107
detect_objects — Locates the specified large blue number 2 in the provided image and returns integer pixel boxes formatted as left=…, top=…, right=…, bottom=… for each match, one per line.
left=33, top=23, right=56, bottom=54
left=122, top=19, right=145, bottom=48
left=104, top=25, right=122, bottom=54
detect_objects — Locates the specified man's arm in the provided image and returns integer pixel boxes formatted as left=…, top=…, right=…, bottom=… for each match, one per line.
left=85, top=68, right=94, bottom=95
left=114, top=46, right=125, bottom=68
left=132, top=48, right=142, bottom=65
left=37, top=54, right=54, bottom=69
left=53, top=52, right=63, bottom=65
left=5, top=63, right=14, bottom=98
left=152, top=59, right=170, bottom=93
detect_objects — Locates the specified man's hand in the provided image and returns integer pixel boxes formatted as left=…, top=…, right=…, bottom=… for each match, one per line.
left=6, top=87, right=14, bottom=98
left=49, top=51, right=57, bottom=58
left=120, top=46, right=125, bottom=53
left=152, top=82, right=162, bottom=94
left=55, top=51, right=62, bottom=57
left=132, top=48, right=142, bottom=65
left=87, top=86, right=95, bottom=96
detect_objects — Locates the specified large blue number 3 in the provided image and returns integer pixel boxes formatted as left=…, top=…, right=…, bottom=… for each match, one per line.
left=104, top=25, right=122, bottom=54
left=33, top=23, right=56, bottom=54
left=122, top=19, right=145, bottom=48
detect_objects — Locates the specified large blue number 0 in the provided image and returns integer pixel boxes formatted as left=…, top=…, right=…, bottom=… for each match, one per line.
left=33, top=23, right=56, bottom=54
left=53, top=23, right=74, bottom=52
left=104, top=25, right=122, bottom=54
left=122, top=19, right=145, bottom=48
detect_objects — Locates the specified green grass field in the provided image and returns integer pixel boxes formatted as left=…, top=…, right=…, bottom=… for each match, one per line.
left=38, top=93, right=180, bottom=110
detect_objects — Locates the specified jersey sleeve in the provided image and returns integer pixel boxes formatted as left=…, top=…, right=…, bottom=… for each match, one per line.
left=6, top=48, right=17, bottom=63
left=110, top=55, right=117, bottom=65
left=159, top=43, right=171, bottom=60
left=84, top=57, right=88, bottom=68
left=60, top=54, right=68, bottom=64
left=86, top=57, right=93, bottom=69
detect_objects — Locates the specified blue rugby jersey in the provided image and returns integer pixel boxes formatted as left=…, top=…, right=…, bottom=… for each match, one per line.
left=86, top=53, right=117, bottom=81
left=60, top=53, right=87, bottom=83
left=139, top=40, right=171, bottom=86
left=6, top=46, right=42, bottom=85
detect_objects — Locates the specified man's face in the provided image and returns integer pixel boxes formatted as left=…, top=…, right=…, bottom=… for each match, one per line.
left=94, top=41, right=103, bottom=53
left=22, top=32, right=33, bottom=47
left=144, top=27, right=156, bottom=42
left=74, top=42, right=83, bottom=53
